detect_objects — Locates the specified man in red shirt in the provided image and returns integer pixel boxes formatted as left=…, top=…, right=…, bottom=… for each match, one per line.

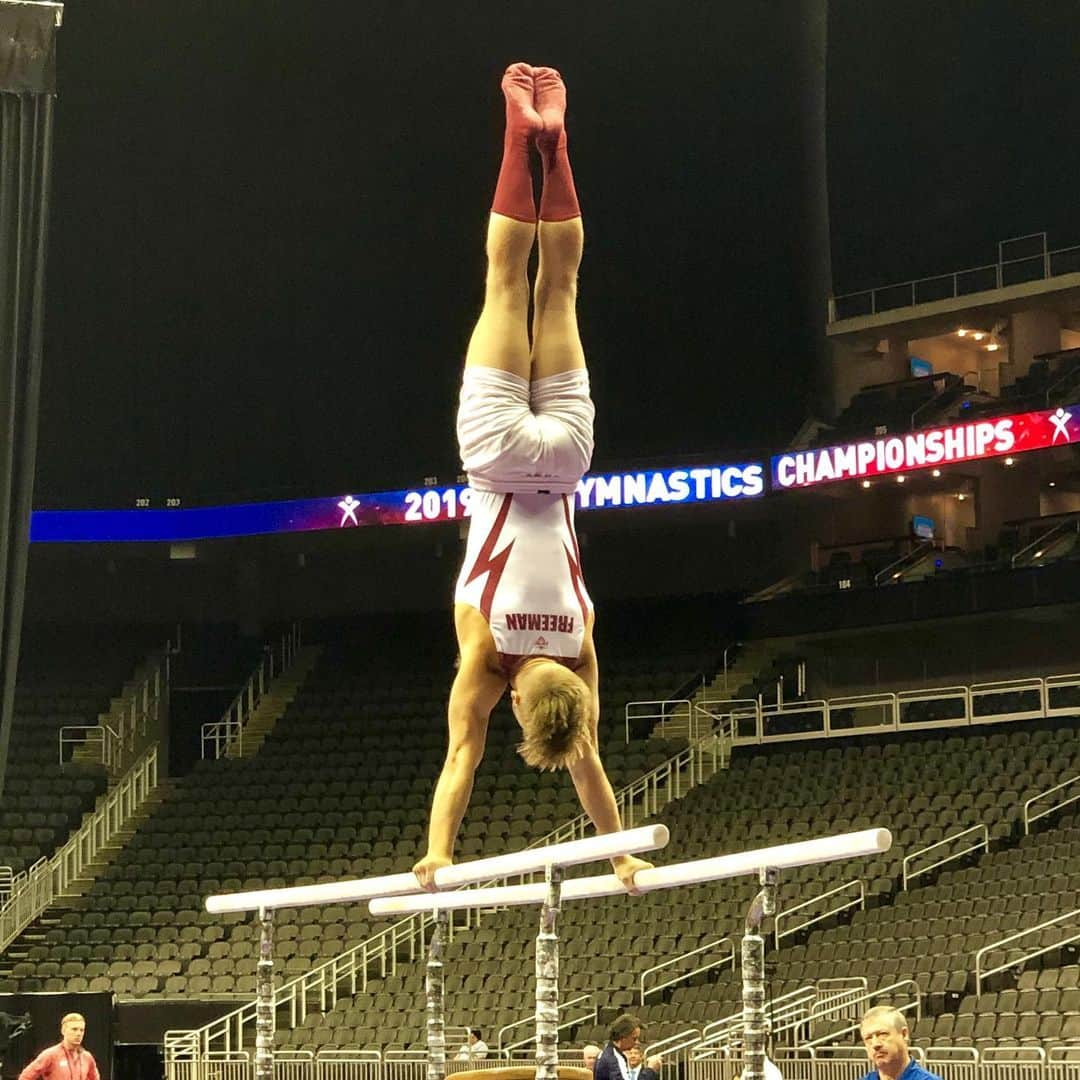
left=19, top=1014, right=99, bottom=1080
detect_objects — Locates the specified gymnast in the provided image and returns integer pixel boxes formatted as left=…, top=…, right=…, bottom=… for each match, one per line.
left=413, top=63, right=649, bottom=893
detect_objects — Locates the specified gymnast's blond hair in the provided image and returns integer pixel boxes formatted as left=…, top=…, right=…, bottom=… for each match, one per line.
left=515, top=661, right=592, bottom=770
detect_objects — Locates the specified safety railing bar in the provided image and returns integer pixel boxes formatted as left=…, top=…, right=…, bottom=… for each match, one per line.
left=896, top=686, right=970, bottom=701
left=975, top=907, right=1080, bottom=995
left=1023, top=775, right=1080, bottom=834
left=802, top=984, right=921, bottom=1048
left=1011, top=515, right=1080, bottom=568
left=776, top=893, right=865, bottom=948
left=902, top=824, right=989, bottom=890
left=874, top=541, right=938, bottom=586
left=641, top=947, right=736, bottom=1004
left=700, top=986, right=818, bottom=1042
left=1044, top=672, right=1080, bottom=687
left=640, top=936, right=734, bottom=1001
left=827, top=693, right=898, bottom=708
left=1029, top=790, right=1080, bottom=828
left=830, top=237, right=1076, bottom=318
left=496, top=992, right=593, bottom=1046
left=970, top=677, right=1046, bottom=693
left=979, top=929, right=1080, bottom=993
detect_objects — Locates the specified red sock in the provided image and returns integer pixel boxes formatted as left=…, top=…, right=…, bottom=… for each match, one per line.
left=534, top=67, right=580, bottom=222
left=492, top=63, right=541, bottom=223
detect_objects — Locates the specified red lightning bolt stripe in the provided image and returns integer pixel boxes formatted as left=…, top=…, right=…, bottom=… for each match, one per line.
left=561, top=495, right=590, bottom=627
left=465, top=493, right=516, bottom=622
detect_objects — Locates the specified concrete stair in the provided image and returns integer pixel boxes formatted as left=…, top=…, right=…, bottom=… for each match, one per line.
left=225, top=645, right=323, bottom=758
left=697, top=640, right=777, bottom=705
left=58, top=778, right=177, bottom=898
left=0, top=777, right=176, bottom=976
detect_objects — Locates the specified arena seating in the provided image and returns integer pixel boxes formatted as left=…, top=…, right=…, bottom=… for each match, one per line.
left=6, top=613, right=1080, bottom=1063
left=0, top=626, right=155, bottom=878
left=272, top=714, right=1080, bottom=1054
left=0, top=616, right=709, bottom=1004
left=818, top=372, right=964, bottom=444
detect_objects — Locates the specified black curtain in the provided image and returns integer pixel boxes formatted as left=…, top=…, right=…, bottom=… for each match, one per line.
left=0, top=2, right=60, bottom=803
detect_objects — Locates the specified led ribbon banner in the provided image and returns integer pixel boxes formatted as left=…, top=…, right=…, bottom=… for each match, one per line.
left=28, top=403, right=1077, bottom=542
left=771, top=402, right=1079, bottom=490
left=30, top=463, right=765, bottom=543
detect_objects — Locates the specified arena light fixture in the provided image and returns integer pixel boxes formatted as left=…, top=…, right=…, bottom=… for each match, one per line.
left=932, top=469, right=942, bottom=477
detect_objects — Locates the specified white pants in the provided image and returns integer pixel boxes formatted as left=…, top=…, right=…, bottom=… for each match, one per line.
left=457, top=367, right=594, bottom=494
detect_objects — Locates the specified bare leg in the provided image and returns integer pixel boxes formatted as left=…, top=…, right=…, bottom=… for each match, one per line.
left=464, top=213, right=536, bottom=379
left=530, top=66, right=585, bottom=380
left=530, top=217, right=586, bottom=379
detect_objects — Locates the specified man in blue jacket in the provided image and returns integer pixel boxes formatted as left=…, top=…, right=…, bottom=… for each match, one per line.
left=594, top=1015, right=641, bottom=1080
left=859, top=1007, right=942, bottom=1080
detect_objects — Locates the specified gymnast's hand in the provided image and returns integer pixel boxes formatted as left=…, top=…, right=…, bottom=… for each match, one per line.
left=612, top=854, right=653, bottom=894
left=413, top=852, right=453, bottom=892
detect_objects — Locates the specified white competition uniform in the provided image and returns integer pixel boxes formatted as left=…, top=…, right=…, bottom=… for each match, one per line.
left=456, top=367, right=594, bottom=494
left=454, top=366, right=595, bottom=674
left=455, top=490, right=593, bottom=675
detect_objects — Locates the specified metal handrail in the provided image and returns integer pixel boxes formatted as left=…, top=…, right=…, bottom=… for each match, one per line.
left=646, top=1029, right=705, bottom=1059
left=1023, top=775, right=1080, bottom=834
left=825, top=693, right=898, bottom=736
left=760, top=699, right=828, bottom=742
left=59, top=724, right=120, bottom=770
left=828, top=233, right=1080, bottom=322
left=692, top=699, right=757, bottom=749
left=774, top=880, right=865, bottom=948
left=902, top=824, right=989, bottom=890
left=700, top=984, right=819, bottom=1049
left=970, top=677, right=1045, bottom=723
left=874, top=541, right=941, bottom=586
left=1011, top=514, right=1080, bottom=568
left=0, top=744, right=160, bottom=951
left=802, top=979, right=922, bottom=1047
left=624, top=699, right=693, bottom=743
left=807, top=978, right=871, bottom=1026
left=499, top=993, right=596, bottom=1053
left=640, top=937, right=735, bottom=1004
left=497, top=993, right=591, bottom=1049
left=201, top=623, right=302, bottom=759
left=975, top=906, right=1080, bottom=997
left=55, top=641, right=172, bottom=775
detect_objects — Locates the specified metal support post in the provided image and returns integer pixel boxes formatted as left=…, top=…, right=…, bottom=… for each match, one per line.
left=255, top=907, right=275, bottom=1080
left=535, top=864, right=564, bottom=1080
left=427, top=910, right=448, bottom=1080
left=742, top=867, right=778, bottom=1080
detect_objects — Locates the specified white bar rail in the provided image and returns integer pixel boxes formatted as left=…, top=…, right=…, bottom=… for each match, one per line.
left=369, top=829, right=892, bottom=917
left=206, top=824, right=670, bottom=914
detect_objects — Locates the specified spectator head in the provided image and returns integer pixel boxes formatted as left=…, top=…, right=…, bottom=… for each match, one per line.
left=60, top=1015, right=85, bottom=1051
left=627, top=1048, right=644, bottom=1068
left=468, top=1030, right=482, bottom=1044
left=610, top=1015, right=642, bottom=1053
left=860, top=1007, right=910, bottom=1078
left=583, top=1045, right=601, bottom=1068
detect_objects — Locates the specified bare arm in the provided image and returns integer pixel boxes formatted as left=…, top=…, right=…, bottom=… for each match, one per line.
left=414, top=611, right=507, bottom=889
left=567, top=625, right=652, bottom=890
